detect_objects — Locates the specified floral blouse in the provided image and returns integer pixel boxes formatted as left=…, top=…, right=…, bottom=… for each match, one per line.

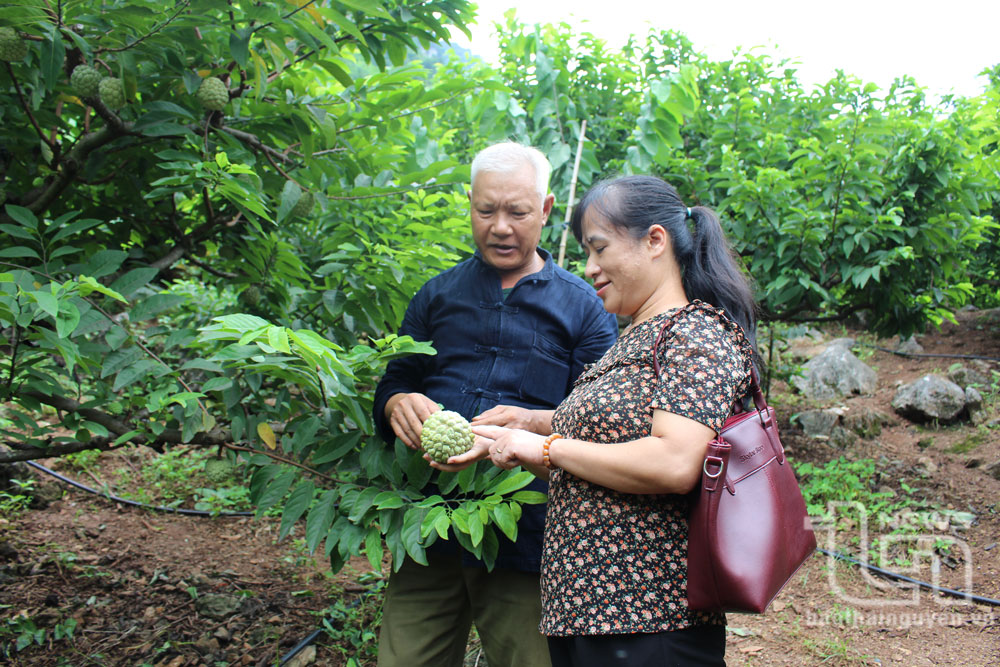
left=540, top=301, right=754, bottom=636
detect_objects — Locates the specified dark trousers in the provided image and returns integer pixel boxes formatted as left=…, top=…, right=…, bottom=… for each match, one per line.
left=547, top=624, right=726, bottom=667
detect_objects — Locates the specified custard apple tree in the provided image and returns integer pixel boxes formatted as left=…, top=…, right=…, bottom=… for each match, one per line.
left=0, top=0, right=543, bottom=572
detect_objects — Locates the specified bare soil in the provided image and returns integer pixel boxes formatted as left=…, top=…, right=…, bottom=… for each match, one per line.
left=2, top=308, right=999, bottom=666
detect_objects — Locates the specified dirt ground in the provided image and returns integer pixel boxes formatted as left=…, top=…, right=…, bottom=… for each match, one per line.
left=2, top=307, right=999, bottom=666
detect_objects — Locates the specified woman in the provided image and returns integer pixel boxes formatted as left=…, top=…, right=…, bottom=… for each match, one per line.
left=467, top=175, right=759, bottom=666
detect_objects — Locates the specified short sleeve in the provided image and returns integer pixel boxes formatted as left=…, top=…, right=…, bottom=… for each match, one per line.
left=649, top=310, right=750, bottom=433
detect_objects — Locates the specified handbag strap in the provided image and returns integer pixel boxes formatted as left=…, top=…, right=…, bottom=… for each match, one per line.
left=651, top=301, right=781, bottom=460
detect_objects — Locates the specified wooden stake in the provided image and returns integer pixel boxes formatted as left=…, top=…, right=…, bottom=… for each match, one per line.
left=557, top=119, right=587, bottom=268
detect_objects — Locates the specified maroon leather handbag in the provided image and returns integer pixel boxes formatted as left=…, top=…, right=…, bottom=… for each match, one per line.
left=654, top=304, right=817, bottom=613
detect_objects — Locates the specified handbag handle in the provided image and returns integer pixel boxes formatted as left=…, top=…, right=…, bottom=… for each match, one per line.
left=651, top=302, right=783, bottom=463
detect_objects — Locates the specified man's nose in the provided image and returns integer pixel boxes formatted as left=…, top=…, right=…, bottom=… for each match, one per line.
left=492, top=212, right=514, bottom=234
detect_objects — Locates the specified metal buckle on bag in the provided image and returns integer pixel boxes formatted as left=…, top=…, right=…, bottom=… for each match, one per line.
left=703, top=456, right=725, bottom=478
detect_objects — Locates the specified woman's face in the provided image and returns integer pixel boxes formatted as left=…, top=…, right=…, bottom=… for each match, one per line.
left=580, top=208, right=653, bottom=318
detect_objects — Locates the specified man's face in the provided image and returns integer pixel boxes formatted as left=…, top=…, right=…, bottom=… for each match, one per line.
left=469, top=166, right=554, bottom=279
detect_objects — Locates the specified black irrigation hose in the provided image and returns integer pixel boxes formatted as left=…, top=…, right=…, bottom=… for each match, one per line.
left=861, top=344, right=1000, bottom=363
left=21, top=458, right=363, bottom=665
left=23, top=460, right=254, bottom=517
left=817, top=547, right=1000, bottom=607
left=24, top=460, right=1000, bottom=656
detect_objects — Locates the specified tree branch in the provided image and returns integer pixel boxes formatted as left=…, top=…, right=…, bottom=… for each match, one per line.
left=95, top=0, right=191, bottom=54
left=5, top=62, right=57, bottom=152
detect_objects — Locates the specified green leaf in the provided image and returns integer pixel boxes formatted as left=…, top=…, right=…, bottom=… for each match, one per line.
left=256, top=467, right=297, bottom=515
left=364, top=524, right=383, bottom=571
left=484, top=470, right=534, bottom=497
left=374, top=490, right=405, bottom=510
left=279, top=480, right=316, bottom=540
left=230, top=28, right=252, bottom=68
left=30, top=290, right=59, bottom=319
left=76, top=275, right=128, bottom=303
left=305, top=490, right=338, bottom=553
left=113, top=359, right=159, bottom=391
left=109, top=268, right=158, bottom=298
left=490, top=503, right=517, bottom=542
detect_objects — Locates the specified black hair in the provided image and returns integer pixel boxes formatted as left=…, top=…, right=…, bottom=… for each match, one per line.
left=571, top=175, right=760, bottom=361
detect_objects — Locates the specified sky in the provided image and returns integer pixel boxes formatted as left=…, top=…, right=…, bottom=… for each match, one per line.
left=451, top=0, right=999, bottom=100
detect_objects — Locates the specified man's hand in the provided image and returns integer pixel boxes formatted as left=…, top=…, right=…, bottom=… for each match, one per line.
left=471, top=405, right=553, bottom=434
left=386, top=392, right=439, bottom=450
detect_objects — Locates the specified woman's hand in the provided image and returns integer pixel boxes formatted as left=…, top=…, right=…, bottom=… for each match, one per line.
left=473, top=424, right=546, bottom=470
left=471, top=406, right=553, bottom=435
left=425, top=435, right=491, bottom=472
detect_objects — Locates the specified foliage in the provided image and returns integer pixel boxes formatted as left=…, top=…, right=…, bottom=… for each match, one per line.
left=319, top=573, right=386, bottom=665
left=0, top=0, right=558, bottom=572
left=490, top=20, right=999, bottom=334
left=0, top=478, right=34, bottom=522
left=1, top=1, right=998, bottom=573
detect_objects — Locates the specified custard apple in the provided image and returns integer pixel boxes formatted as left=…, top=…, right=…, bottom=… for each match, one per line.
left=203, top=458, right=234, bottom=483
left=197, top=76, right=228, bottom=111
left=420, top=410, right=474, bottom=463
left=291, top=190, right=314, bottom=217
left=99, top=77, right=125, bottom=110
left=70, top=64, right=102, bottom=98
left=239, top=285, right=261, bottom=307
left=0, top=27, right=26, bottom=62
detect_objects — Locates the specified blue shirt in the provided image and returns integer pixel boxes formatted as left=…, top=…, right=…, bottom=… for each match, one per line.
left=374, top=247, right=618, bottom=572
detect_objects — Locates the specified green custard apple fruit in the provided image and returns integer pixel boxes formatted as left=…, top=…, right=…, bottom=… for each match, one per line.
left=0, top=27, right=27, bottom=62
left=197, top=76, right=229, bottom=111
left=420, top=410, right=475, bottom=463
left=291, top=190, right=314, bottom=218
left=239, top=285, right=261, bottom=307
left=98, top=77, right=125, bottom=110
left=203, top=458, right=234, bottom=483
left=70, top=65, right=102, bottom=98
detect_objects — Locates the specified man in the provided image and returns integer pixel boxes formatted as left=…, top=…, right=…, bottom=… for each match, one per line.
left=372, top=142, right=618, bottom=667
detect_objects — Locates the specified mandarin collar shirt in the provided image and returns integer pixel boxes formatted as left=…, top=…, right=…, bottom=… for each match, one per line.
left=373, top=247, right=618, bottom=571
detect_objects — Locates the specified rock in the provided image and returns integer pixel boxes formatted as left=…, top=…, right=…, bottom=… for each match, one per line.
left=843, top=407, right=890, bottom=439
left=828, top=337, right=856, bottom=350
left=891, top=375, right=967, bottom=423
left=792, top=343, right=878, bottom=401
left=794, top=408, right=857, bottom=448
left=213, top=626, right=231, bottom=644
left=949, top=365, right=990, bottom=389
left=786, top=328, right=827, bottom=360
left=916, top=456, right=937, bottom=475
left=195, top=593, right=243, bottom=620
left=796, top=409, right=840, bottom=437
left=965, top=387, right=986, bottom=425
left=193, top=635, right=220, bottom=655
left=284, top=645, right=317, bottom=667
left=985, top=461, right=1000, bottom=481
left=896, top=335, right=924, bottom=355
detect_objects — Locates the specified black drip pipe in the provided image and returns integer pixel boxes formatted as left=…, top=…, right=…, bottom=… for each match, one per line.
left=861, top=344, right=1000, bottom=363
left=817, top=547, right=1000, bottom=607
left=24, top=460, right=254, bottom=517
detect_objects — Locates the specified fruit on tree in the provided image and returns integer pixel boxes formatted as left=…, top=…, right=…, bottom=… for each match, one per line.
left=197, top=76, right=229, bottom=111
left=291, top=190, right=314, bottom=218
left=239, top=285, right=261, bottom=307
left=70, top=65, right=102, bottom=98
left=420, top=410, right=475, bottom=463
left=98, top=77, right=125, bottom=110
left=0, top=27, right=26, bottom=62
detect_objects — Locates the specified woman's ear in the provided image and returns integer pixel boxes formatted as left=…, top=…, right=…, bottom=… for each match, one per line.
left=646, top=224, right=670, bottom=258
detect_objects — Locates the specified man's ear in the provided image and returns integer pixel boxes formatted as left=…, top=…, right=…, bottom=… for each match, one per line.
left=541, top=193, right=555, bottom=222
left=467, top=188, right=473, bottom=204
left=647, top=224, right=670, bottom=257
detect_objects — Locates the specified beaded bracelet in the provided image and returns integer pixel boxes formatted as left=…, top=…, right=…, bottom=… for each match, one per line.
left=543, top=433, right=562, bottom=469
